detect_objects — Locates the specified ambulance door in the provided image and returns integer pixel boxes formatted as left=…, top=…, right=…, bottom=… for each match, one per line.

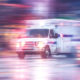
left=48, top=29, right=57, bottom=54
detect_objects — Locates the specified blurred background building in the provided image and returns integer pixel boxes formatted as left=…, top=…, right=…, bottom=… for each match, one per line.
left=56, top=0, right=80, bottom=20
left=0, top=0, right=80, bottom=26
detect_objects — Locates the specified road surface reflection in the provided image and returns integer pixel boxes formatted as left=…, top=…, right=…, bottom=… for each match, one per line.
left=0, top=55, right=80, bottom=80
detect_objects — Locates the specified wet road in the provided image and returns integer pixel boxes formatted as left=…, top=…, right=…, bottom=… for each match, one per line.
left=0, top=54, right=80, bottom=80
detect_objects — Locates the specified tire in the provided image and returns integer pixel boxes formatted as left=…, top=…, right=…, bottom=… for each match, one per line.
left=17, top=52, right=25, bottom=59
left=41, top=47, right=51, bottom=58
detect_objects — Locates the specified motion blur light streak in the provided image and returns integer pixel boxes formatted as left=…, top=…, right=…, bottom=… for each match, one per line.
left=31, top=59, right=57, bottom=80
left=0, top=3, right=31, bottom=8
left=11, top=59, right=29, bottom=80
left=32, top=60, right=49, bottom=80
left=13, top=70, right=26, bottom=79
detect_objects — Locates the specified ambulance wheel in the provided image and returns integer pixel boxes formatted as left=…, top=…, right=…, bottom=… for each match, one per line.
left=41, top=47, right=51, bottom=58
left=17, top=52, right=25, bottom=59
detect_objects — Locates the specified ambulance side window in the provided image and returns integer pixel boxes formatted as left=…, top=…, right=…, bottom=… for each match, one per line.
left=49, top=29, right=54, bottom=38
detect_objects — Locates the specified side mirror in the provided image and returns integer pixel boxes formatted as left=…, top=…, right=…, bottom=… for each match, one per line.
left=53, top=33, right=59, bottom=38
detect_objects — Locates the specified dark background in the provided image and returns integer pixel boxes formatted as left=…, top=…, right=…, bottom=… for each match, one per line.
left=0, top=0, right=80, bottom=25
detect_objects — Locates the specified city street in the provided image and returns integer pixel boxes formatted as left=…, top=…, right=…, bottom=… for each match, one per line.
left=0, top=54, right=80, bottom=80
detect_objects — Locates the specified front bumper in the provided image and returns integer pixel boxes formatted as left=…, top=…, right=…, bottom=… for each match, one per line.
left=16, top=47, right=45, bottom=53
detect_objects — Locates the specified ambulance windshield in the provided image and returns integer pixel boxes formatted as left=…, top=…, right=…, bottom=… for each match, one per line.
left=26, top=29, right=49, bottom=38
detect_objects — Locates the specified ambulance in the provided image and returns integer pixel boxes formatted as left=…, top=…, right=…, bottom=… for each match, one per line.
left=15, top=25, right=60, bottom=58
left=15, top=19, right=80, bottom=59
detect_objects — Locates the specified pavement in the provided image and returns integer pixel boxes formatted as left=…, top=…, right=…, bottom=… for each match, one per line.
left=0, top=53, right=80, bottom=80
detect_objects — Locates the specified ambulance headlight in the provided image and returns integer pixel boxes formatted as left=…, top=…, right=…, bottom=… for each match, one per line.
left=36, top=41, right=46, bottom=49
left=16, top=41, right=25, bottom=48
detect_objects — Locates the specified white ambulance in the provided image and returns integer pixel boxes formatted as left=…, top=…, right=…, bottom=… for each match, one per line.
left=16, top=25, right=59, bottom=58
left=15, top=19, right=80, bottom=59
